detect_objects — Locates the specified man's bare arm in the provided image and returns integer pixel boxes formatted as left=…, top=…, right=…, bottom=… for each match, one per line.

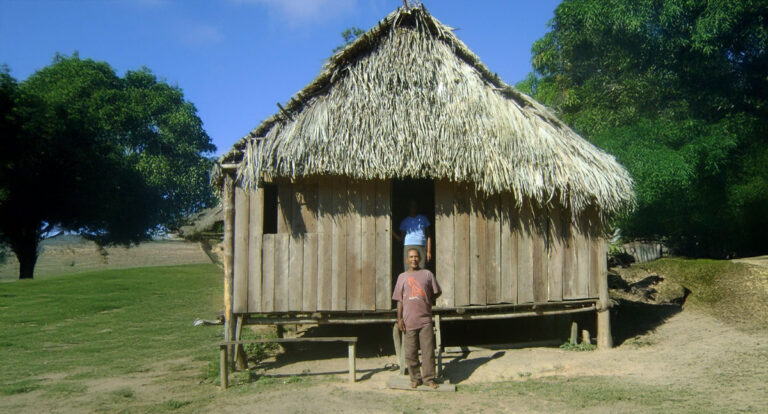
left=396, top=301, right=405, bottom=331
left=426, top=226, right=432, bottom=262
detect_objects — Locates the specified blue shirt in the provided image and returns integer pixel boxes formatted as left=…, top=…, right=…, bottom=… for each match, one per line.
left=400, top=214, right=430, bottom=246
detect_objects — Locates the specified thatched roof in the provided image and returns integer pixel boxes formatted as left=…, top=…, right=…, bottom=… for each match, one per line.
left=219, top=5, right=634, bottom=217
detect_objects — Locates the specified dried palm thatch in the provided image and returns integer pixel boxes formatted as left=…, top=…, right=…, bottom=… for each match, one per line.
left=218, top=5, right=634, bottom=218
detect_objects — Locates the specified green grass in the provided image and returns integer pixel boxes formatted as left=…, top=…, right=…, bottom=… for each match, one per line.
left=641, top=258, right=768, bottom=331
left=0, top=264, right=222, bottom=394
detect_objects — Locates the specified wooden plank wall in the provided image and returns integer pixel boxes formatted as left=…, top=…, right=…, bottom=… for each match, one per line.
left=239, top=179, right=604, bottom=314
left=433, top=183, right=602, bottom=308
left=252, top=177, right=391, bottom=313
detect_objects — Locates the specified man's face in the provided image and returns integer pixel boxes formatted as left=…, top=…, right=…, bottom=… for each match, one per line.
left=408, top=249, right=421, bottom=270
left=409, top=201, right=418, bottom=216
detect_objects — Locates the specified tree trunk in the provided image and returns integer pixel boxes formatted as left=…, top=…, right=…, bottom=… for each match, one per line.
left=9, top=225, right=42, bottom=279
left=15, top=240, right=39, bottom=279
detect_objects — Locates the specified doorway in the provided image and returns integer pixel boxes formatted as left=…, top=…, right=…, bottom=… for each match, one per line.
left=391, top=179, right=436, bottom=282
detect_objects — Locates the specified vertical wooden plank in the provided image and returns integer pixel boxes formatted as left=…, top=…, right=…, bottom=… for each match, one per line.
left=277, top=183, right=292, bottom=234
left=301, top=182, right=318, bottom=233
left=233, top=186, right=250, bottom=313
left=500, top=192, right=518, bottom=304
left=453, top=184, right=470, bottom=306
left=291, top=184, right=307, bottom=234
left=331, top=177, right=348, bottom=311
left=589, top=241, right=600, bottom=299
left=288, top=182, right=305, bottom=311
left=302, top=233, right=318, bottom=311
left=346, top=180, right=362, bottom=311
left=589, top=214, right=601, bottom=298
left=532, top=208, right=549, bottom=303
left=317, top=178, right=333, bottom=311
left=563, top=212, right=577, bottom=299
left=248, top=187, right=264, bottom=313
left=575, top=226, right=591, bottom=298
left=360, top=181, right=376, bottom=311
left=598, top=237, right=608, bottom=295
left=435, top=180, right=455, bottom=309
left=547, top=205, right=565, bottom=302
left=485, top=194, right=501, bottom=304
left=288, top=234, right=303, bottom=311
left=261, top=234, right=275, bottom=312
left=374, top=180, right=392, bottom=310
left=517, top=201, right=535, bottom=303
left=469, top=191, right=487, bottom=305
left=273, top=233, right=290, bottom=311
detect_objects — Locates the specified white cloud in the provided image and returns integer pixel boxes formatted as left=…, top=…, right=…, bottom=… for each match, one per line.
left=180, top=23, right=224, bottom=46
left=235, top=0, right=358, bottom=24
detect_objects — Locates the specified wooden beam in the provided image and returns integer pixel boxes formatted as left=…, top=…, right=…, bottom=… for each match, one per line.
left=222, top=174, right=236, bottom=365
left=597, top=238, right=613, bottom=349
left=233, top=186, right=250, bottom=313
left=248, top=187, right=264, bottom=313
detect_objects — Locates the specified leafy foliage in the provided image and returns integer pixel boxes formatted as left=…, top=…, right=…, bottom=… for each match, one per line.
left=332, top=27, right=365, bottom=52
left=0, top=54, right=216, bottom=277
left=519, top=0, right=768, bottom=257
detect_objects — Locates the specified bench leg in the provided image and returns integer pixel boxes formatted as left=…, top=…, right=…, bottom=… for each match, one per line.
left=434, top=314, right=442, bottom=378
left=348, top=343, right=356, bottom=383
left=219, top=345, right=229, bottom=390
left=392, top=323, right=406, bottom=375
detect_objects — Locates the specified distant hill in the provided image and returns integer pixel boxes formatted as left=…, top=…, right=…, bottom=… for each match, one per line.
left=0, top=235, right=212, bottom=281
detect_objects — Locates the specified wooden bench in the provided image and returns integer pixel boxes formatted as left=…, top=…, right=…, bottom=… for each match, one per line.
left=218, top=337, right=358, bottom=389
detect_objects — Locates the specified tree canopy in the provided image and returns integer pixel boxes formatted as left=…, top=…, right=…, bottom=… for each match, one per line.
left=518, top=0, right=768, bottom=257
left=0, top=55, right=217, bottom=278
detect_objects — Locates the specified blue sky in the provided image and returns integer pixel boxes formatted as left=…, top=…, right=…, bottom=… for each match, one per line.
left=0, top=0, right=561, bottom=156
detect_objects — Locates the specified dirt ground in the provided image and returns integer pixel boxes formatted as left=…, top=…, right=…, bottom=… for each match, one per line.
left=5, top=307, right=764, bottom=413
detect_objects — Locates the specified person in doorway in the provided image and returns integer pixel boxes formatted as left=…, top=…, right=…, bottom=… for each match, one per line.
left=392, top=248, right=441, bottom=389
left=394, top=199, right=431, bottom=270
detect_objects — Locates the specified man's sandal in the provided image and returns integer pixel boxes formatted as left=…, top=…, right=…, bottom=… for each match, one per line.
left=410, top=380, right=422, bottom=389
left=424, top=381, right=439, bottom=389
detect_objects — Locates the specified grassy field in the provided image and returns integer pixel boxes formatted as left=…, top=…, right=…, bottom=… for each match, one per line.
left=0, top=264, right=222, bottom=397
left=642, top=258, right=768, bottom=331
left=1, top=260, right=766, bottom=413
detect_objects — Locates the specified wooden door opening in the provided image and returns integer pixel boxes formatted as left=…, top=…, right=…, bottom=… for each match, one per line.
left=391, top=179, right=436, bottom=283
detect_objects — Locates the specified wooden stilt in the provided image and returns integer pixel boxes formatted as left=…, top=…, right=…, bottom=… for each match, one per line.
left=234, top=315, right=248, bottom=370
left=597, top=240, right=613, bottom=349
left=276, top=324, right=285, bottom=338
left=222, top=174, right=236, bottom=368
left=570, top=321, right=578, bottom=345
left=348, top=342, right=356, bottom=383
left=581, top=329, right=591, bottom=345
left=219, top=345, right=228, bottom=390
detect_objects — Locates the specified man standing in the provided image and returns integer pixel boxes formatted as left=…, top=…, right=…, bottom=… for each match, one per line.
left=392, top=248, right=441, bottom=389
left=394, top=199, right=431, bottom=270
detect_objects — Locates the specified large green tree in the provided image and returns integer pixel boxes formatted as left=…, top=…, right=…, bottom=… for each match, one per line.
left=518, top=0, right=768, bottom=257
left=0, top=55, right=216, bottom=278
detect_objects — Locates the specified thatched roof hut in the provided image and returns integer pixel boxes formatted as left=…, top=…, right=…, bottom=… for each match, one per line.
left=215, top=5, right=634, bottom=354
left=218, top=5, right=633, bottom=218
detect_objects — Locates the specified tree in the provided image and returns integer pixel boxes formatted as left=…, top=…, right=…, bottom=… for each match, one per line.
left=332, top=27, right=365, bottom=52
left=0, top=55, right=216, bottom=278
left=519, top=0, right=768, bottom=257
